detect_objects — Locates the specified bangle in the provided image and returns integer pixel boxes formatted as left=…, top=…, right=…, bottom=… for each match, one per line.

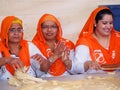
left=48, top=57, right=54, bottom=63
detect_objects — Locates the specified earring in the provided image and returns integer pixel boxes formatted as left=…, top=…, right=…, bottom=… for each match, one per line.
left=94, top=24, right=96, bottom=27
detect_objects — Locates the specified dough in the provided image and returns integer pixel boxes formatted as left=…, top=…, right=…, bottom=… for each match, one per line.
left=8, top=68, right=120, bottom=90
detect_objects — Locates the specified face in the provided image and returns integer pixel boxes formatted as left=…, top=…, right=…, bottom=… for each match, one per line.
left=95, top=14, right=113, bottom=36
left=41, top=20, right=58, bottom=41
left=8, top=23, right=23, bottom=43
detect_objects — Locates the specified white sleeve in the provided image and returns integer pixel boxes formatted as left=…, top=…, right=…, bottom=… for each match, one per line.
left=69, top=49, right=74, bottom=61
left=28, top=42, right=46, bottom=58
left=27, top=42, right=46, bottom=77
left=71, top=45, right=91, bottom=74
left=0, top=53, right=3, bottom=78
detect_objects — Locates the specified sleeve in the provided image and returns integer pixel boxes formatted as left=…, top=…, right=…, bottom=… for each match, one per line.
left=71, top=45, right=92, bottom=74
left=0, top=53, right=3, bottom=78
left=28, top=42, right=46, bottom=58
left=27, top=42, right=46, bottom=77
left=30, top=59, right=45, bottom=78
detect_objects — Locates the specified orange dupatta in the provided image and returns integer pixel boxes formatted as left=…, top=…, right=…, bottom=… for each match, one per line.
left=76, top=6, right=120, bottom=65
left=32, top=14, right=74, bottom=76
left=0, top=16, right=30, bottom=75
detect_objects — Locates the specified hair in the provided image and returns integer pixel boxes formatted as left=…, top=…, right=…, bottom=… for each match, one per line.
left=95, top=9, right=114, bottom=23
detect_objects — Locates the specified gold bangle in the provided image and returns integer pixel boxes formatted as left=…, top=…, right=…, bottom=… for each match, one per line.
left=48, top=57, right=54, bottom=63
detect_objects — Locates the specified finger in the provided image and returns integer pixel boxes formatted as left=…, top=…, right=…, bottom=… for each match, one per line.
left=39, top=59, right=45, bottom=64
left=58, top=41, right=65, bottom=49
left=18, top=60, right=24, bottom=68
left=12, top=64, right=17, bottom=70
left=15, top=63, right=21, bottom=69
left=31, top=54, right=38, bottom=59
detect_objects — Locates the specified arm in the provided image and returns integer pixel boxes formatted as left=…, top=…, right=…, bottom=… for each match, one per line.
left=72, top=45, right=91, bottom=73
left=0, top=57, right=8, bottom=67
left=62, top=47, right=73, bottom=70
left=28, top=42, right=50, bottom=73
left=0, top=57, right=23, bottom=70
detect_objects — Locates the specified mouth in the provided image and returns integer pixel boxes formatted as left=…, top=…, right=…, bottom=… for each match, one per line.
left=104, top=29, right=111, bottom=33
left=46, top=33, right=53, bottom=36
left=13, top=37, right=21, bottom=40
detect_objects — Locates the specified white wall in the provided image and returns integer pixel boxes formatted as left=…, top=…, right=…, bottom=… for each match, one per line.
left=0, top=0, right=120, bottom=43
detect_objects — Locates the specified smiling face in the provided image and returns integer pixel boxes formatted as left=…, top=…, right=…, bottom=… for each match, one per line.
left=41, top=20, right=58, bottom=41
left=8, top=23, right=23, bottom=44
left=95, top=14, right=113, bottom=37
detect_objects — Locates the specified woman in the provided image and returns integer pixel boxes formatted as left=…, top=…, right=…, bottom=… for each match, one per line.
left=32, top=14, right=75, bottom=77
left=73, top=6, right=120, bottom=73
left=0, top=16, right=44, bottom=80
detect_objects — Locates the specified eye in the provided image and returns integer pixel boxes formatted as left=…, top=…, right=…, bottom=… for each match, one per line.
left=102, top=21, right=107, bottom=25
left=17, top=28, right=23, bottom=32
left=9, top=28, right=15, bottom=32
left=41, top=25, right=48, bottom=29
left=109, top=22, right=113, bottom=25
left=51, top=25, right=58, bottom=28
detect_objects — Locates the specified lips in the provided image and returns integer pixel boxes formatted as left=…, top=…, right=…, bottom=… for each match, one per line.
left=104, top=29, right=111, bottom=33
left=13, top=36, right=21, bottom=40
left=46, top=33, right=53, bottom=36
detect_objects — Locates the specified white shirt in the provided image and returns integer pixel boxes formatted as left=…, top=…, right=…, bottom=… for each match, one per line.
left=71, top=45, right=91, bottom=74
left=0, top=42, right=45, bottom=80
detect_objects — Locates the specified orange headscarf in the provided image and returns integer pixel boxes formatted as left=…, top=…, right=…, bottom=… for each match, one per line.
left=0, top=16, right=30, bottom=75
left=0, top=40, right=7, bottom=54
left=76, top=6, right=120, bottom=65
left=32, top=14, right=74, bottom=76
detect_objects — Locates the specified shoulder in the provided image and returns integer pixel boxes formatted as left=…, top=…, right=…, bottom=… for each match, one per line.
left=76, top=35, right=92, bottom=47
left=61, top=38, right=75, bottom=49
left=113, top=30, right=120, bottom=38
left=27, top=41, right=38, bottom=48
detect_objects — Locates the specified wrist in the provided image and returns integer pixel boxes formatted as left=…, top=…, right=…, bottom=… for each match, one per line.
left=48, top=55, right=57, bottom=64
left=48, top=57, right=54, bottom=64
left=64, top=60, right=72, bottom=70
left=4, top=58, right=9, bottom=64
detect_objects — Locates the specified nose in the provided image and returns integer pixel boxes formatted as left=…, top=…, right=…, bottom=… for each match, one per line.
left=47, top=26, right=52, bottom=31
left=14, top=30, right=20, bottom=34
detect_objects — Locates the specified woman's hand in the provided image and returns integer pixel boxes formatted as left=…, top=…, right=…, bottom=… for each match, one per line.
left=53, top=40, right=66, bottom=59
left=31, top=54, right=50, bottom=72
left=5, top=57, right=24, bottom=70
left=48, top=40, right=67, bottom=64
left=84, top=61, right=101, bottom=72
left=31, top=53, right=46, bottom=64
left=62, top=47, right=72, bottom=70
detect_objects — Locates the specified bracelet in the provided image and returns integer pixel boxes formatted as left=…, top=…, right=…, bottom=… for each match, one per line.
left=48, top=57, right=54, bottom=63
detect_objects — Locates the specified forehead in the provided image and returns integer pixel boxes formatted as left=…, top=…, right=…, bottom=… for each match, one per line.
left=10, top=23, right=22, bottom=28
left=42, top=20, right=56, bottom=25
left=101, top=14, right=113, bottom=20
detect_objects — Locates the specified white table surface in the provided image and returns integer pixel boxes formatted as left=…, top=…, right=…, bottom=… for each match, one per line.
left=0, top=80, right=18, bottom=90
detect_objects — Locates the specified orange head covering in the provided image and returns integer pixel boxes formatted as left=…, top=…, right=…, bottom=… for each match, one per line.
left=78, top=6, right=110, bottom=39
left=0, top=16, right=30, bottom=75
left=76, top=7, right=120, bottom=65
left=32, top=13, right=63, bottom=57
left=0, top=16, right=23, bottom=48
left=32, top=13, right=62, bottom=45
left=32, top=14, right=74, bottom=76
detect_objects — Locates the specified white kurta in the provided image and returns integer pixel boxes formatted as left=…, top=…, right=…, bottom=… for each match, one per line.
left=71, top=45, right=91, bottom=74
left=0, top=42, right=45, bottom=80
